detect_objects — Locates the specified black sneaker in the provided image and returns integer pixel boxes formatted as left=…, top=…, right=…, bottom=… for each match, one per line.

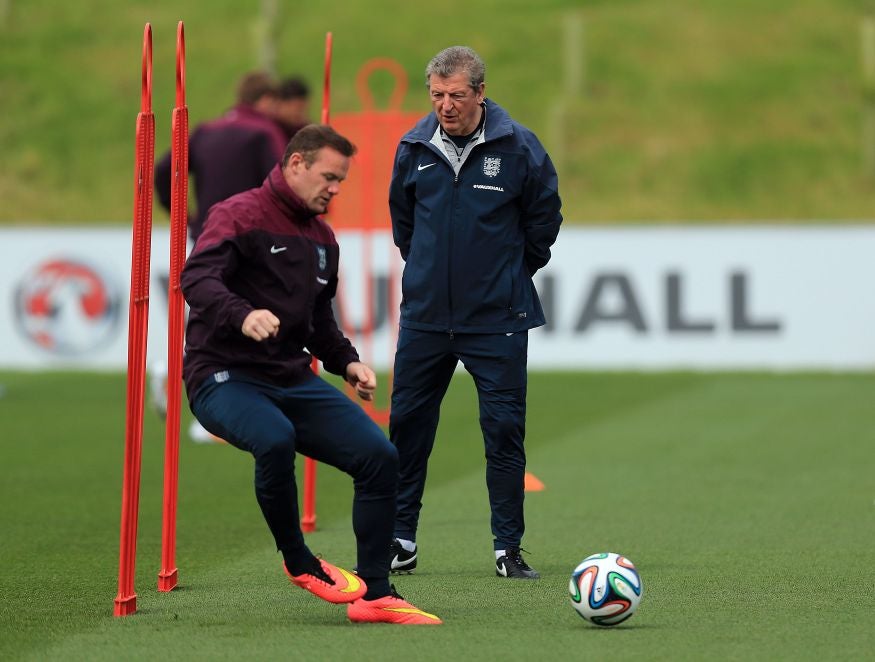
left=390, top=538, right=417, bottom=574
left=496, top=547, right=540, bottom=579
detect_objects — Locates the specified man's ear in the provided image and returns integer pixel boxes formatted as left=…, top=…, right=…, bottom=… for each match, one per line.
left=285, top=152, right=309, bottom=178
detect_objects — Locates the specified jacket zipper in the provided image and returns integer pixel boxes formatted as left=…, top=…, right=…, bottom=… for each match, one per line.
left=448, top=171, right=461, bottom=337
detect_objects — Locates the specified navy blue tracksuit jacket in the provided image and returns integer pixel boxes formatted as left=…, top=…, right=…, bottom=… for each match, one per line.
left=389, top=99, right=562, bottom=335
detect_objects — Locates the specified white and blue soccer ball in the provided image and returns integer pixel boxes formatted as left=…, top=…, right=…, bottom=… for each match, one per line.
left=569, top=552, right=642, bottom=626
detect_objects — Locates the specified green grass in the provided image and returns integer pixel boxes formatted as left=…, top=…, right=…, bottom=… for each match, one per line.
left=1, top=370, right=873, bottom=660
left=2, top=0, right=875, bottom=224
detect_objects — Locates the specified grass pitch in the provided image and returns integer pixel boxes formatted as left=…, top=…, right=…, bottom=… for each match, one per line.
left=0, top=370, right=873, bottom=660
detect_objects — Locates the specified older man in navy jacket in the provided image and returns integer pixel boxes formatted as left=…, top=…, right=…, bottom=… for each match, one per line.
left=388, top=46, right=563, bottom=579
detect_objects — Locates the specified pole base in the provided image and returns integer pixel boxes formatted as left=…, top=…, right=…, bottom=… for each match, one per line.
left=158, top=568, right=178, bottom=592
left=301, top=516, right=316, bottom=533
left=114, top=593, right=137, bottom=617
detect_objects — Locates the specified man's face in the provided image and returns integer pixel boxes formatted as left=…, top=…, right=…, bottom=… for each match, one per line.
left=283, top=147, right=350, bottom=214
left=428, top=72, right=485, bottom=136
left=275, top=98, right=310, bottom=127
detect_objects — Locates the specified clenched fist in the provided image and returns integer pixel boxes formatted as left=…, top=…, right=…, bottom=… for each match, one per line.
left=346, top=362, right=377, bottom=401
left=242, top=309, right=280, bottom=341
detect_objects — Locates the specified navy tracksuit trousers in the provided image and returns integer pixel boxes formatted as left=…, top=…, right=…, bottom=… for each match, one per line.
left=190, top=371, right=398, bottom=581
left=389, top=327, right=529, bottom=550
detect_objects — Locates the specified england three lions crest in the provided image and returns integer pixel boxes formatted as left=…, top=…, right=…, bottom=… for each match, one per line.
left=316, top=245, right=327, bottom=271
left=482, top=156, right=501, bottom=178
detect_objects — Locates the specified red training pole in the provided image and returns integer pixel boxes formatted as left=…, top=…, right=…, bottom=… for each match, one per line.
left=115, top=23, right=155, bottom=617
left=159, top=20, right=188, bottom=593
left=321, top=31, right=332, bottom=124
left=301, top=31, right=333, bottom=534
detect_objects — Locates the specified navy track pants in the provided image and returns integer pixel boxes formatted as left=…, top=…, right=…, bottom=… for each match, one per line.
left=191, top=371, right=398, bottom=580
left=389, top=327, right=529, bottom=550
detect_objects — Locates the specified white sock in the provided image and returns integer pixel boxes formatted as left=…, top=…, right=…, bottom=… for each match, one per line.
left=495, top=549, right=506, bottom=560
left=397, top=538, right=416, bottom=552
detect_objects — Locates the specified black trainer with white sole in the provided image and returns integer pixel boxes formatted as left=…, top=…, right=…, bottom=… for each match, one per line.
left=496, top=546, right=540, bottom=579
left=390, top=538, right=417, bottom=574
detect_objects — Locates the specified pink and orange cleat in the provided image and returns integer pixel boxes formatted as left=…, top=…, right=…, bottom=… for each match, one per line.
left=285, top=559, right=366, bottom=604
left=347, top=586, right=442, bottom=625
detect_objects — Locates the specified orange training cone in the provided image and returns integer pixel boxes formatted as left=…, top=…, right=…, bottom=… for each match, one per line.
left=524, top=472, right=545, bottom=492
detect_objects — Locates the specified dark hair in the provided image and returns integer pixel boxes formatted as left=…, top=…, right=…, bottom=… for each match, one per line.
left=277, top=76, right=310, bottom=100
left=425, top=46, right=485, bottom=90
left=282, top=124, right=357, bottom=167
left=236, top=71, right=277, bottom=105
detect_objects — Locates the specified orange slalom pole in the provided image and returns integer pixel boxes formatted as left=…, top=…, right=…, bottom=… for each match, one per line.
left=115, top=23, right=155, bottom=617
left=302, top=31, right=333, bottom=534
left=159, top=20, right=188, bottom=593
left=321, top=31, right=332, bottom=125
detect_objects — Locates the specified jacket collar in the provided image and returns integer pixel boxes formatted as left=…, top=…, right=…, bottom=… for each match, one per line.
left=405, top=98, right=514, bottom=144
left=265, top=165, right=319, bottom=221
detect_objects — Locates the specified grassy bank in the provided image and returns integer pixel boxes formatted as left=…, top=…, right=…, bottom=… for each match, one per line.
left=1, top=0, right=873, bottom=224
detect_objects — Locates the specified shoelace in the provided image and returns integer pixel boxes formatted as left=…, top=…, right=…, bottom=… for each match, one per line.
left=507, top=547, right=533, bottom=569
left=308, top=557, right=336, bottom=585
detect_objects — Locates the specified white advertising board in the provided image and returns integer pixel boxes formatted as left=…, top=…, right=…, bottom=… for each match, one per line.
left=527, top=226, right=874, bottom=369
left=1, top=225, right=873, bottom=371
left=0, top=227, right=173, bottom=370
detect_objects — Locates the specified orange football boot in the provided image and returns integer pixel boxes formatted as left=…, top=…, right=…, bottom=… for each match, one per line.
left=284, top=559, right=366, bottom=604
left=347, top=586, right=442, bottom=625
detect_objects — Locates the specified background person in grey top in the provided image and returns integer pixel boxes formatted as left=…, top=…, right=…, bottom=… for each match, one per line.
left=387, top=46, right=563, bottom=579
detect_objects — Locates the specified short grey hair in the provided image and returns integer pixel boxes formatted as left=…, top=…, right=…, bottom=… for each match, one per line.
left=425, top=46, right=485, bottom=90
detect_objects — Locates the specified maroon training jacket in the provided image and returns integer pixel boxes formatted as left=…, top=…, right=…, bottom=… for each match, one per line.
left=180, top=165, right=359, bottom=402
left=155, top=104, right=288, bottom=241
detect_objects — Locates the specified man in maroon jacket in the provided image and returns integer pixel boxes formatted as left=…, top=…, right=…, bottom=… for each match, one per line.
left=151, top=72, right=290, bottom=440
left=155, top=71, right=288, bottom=242
left=180, top=125, right=441, bottom=625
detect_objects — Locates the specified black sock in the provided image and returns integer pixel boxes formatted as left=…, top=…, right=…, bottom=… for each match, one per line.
left=283, top=552, right=324, bottom=579
left=361, top=577, right=391, bottom=600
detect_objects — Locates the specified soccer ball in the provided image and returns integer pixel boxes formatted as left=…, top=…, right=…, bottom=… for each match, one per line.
left=569, top=552, right=642, bottom=626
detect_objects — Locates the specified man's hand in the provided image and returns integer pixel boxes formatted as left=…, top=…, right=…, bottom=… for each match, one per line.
left=242, top=309, right=280, bottom=341
left=346, top=362, right=377, bottom=401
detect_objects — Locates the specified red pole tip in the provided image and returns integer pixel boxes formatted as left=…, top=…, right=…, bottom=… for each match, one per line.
left=141, top=24, right=153, bottom=113
left=175, top=21, right=186, bottom=106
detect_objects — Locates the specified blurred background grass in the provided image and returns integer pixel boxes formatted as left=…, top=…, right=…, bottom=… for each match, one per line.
left=2, top=0, right=875, bottom=225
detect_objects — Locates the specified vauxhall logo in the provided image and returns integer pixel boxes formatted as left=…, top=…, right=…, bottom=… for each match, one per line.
left=537, top=270, right=782, bottom=334
left=306, top=269, right=782, bottom=336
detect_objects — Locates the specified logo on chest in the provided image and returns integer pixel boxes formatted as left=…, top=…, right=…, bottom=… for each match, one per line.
left=482, top=156, right=501, bottom=178
left=315, top=245, right=327, bottom=271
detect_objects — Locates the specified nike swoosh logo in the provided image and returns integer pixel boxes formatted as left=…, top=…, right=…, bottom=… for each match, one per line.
left=417, top=162, right=436, bottom=171
left=391, top=552, right=417, bottom=569
left=384, top=607, right=442, bottom=620
left=496, top=561, right=507, bottom=577
left=316, top=277, right=328, bottom=285
left=270, top=245, right=287, bottom=254
left=337, top=567, right=362, bottom=593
